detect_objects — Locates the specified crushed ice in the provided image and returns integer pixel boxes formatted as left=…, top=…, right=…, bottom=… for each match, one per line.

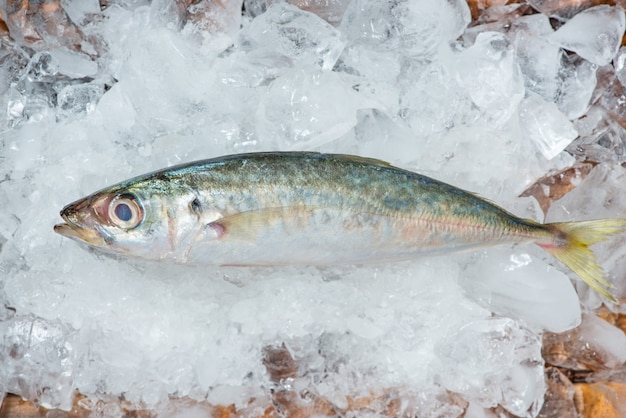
left=1, top=0, right=626, bottom=416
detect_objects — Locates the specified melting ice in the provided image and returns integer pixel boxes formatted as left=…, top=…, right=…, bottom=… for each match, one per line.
left=1, top=0, right=626, bottom=417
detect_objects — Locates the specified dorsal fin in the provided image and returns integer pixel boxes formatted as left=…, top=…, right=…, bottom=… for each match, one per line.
left=324, top=153, right=394, bottom=168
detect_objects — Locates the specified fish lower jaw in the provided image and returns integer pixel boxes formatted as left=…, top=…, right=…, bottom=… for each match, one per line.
left=54, top=223, right=107, bottom=247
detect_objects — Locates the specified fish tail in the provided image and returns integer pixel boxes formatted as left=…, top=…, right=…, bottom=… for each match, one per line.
left=538, top=219, right=626, bottom=303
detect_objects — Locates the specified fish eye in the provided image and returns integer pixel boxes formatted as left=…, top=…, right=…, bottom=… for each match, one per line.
left=108, top=194, right=143, bottom=229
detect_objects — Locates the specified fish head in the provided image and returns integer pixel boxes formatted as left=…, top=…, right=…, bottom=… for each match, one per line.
left=54, top=178, right=200, bottom=260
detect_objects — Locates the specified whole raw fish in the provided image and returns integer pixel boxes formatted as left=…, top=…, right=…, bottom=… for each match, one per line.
left=54, top=152, right=626, bottom=302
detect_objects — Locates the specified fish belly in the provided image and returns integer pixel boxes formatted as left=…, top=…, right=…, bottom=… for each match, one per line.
left=183, top=206, right=529, bottom=266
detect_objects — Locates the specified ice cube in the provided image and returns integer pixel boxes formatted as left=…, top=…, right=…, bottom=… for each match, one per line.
left=510, top=12, right=554, bottom=38
left=93, top=83, right=137, bottom=131
left=0, top=48, right=29, bottom=99
left=57, top=82, right=103, bottom=120
left=519, top=162, right=596, bottom=216
left=355, top=109, right=419, bottom=163
left=597, top=71, right=626, bottom=148
left=292, top=0, right=352, bottom=26
left=400, top=60, right=473, bottom=135
left=24, top=51, right=60, bottom=81
left=460, top=247, right=582, bottom=333
left=243, top=0, right=269, bottom=19
left=239, top=2, right=344, bottom=70
left=462, top=4, right=536, bottom=46
left=339, top=0, right=398, bottom=45
left=527, top=0, right=604, bottom=20
left=518, top=93, right=578, bottom=160
left=543, top=313, right=626, bottom=370
left=149, top=0, right=190, bottom=30
left=6, top=87, right=54, bottom=128
left=456, top=31, right=524, bottom=127
left=244, top=0, right=352, bottom=26
left=0, top=316, right=76, bottom=410
left=569, top=120, right=626, bottom=164
left=255, top=68, right=363, bottom=149
left=2, top=0, right=86, bottom=52
left=47, top=48, right=98, bottom=79
left=437, top=317, right=545, bottom=416
left=513, top=14, right=562, bottom=102
left=182, top=0, right=244, bottom=40
left=555, top=54, right=597, bottom=120
left=60, top=0, right=101, bottom=25
left=549, top=5, right=625, bottom=66
left=615, top=46, right=626, bottom=87
left=6, top=52, right=60, bottom=127
left=463, top=402, right=501, bottom=418
left=539, top=367, right=578, bottom=418
left=546, top=160, right=626, bottom=221
left=340, top=0, right=470, bottom=59
left=5, top=48, right=101, bottom=127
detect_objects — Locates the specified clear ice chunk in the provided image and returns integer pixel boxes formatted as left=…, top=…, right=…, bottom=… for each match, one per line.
left=339, top=0, right=398, bottom=45
left=149, top=0, right=191, bottom=30
left=0, top=316, right=76, bottom=410
left=244, top=0, right=352, bottom=26
left=400, top=61, right=472, bottom=135
left=570, top=120, right=626, bottom=165
left=239, top=2, right=345, bottom=70
left=549, top=5, right=625, bottom=66
left=545, top=164, right=626, bottom=225
left=509, top=13, right=597, bottom=120
left=543, top=313, right=626, bottom=370
left=6, top=87, right=54, bottom=127
left=294, top=0, right=352, bottom=26
left=460, top=247, right=582, bottom=333
left=60, top=0, right=101, bottom=25
left=181, top=0, right=244, bottom=40
left=93, top=83, right=137, bottom=131
left=56, top=82, right=103, bottom=120
left=596, top=71, right=626, bottom=157
left=255, top=68, right=364, bottom=149
left=518, top=93, right=578, bottom=160
left=47, top=48, right=98, bottom=79
left=526, top=0, right=602, bottom=20
left=24, top=51, right=61, bottom=81
left=4, top=48, right=101, bottom=127
left=615, top=46, right=626, bottom=88
left=2, top=0, right=87, bottom=52
left=539, top=367, right=578, bottom=418
left=355, top=109, right=420, bottom=163
left=456, top=32, right=524, bottom=127
left=437, top=317, right=545, bottom=417
left=513, top=14, right=562, bottom=103
left=340, top=0, right=470, bottom=59
left=555, top=54, right=597, bottom=120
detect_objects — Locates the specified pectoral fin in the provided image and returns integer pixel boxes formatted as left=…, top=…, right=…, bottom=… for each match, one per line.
left=209, top=206, right=321, bottom=242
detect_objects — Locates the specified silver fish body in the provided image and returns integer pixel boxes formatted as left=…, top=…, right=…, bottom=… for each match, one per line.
left=56, top=152, right=547, bottom=263
left=55, top=152, right=626, bottom=301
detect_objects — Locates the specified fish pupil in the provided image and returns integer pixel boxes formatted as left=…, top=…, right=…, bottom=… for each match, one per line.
left=190, top=197, right=202, bottom=214
left=115, top=203, right=133, bottom=222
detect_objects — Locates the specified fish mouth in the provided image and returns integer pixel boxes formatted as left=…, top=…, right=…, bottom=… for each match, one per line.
left=54, top=205, right=107, bottom=247
left=53, top=222, right=106, bottom=246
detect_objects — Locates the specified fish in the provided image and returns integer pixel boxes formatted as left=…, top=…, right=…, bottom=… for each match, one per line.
left=54, top=152, right=626, bottom=302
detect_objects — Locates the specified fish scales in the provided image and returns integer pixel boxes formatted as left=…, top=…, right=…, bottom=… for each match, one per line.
left=54, top=152, right=626, bottom=302
left=167, top=154, right=537, bottom=253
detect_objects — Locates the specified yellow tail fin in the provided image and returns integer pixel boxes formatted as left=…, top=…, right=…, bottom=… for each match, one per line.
left=541, top=219, right=626, bottom=303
